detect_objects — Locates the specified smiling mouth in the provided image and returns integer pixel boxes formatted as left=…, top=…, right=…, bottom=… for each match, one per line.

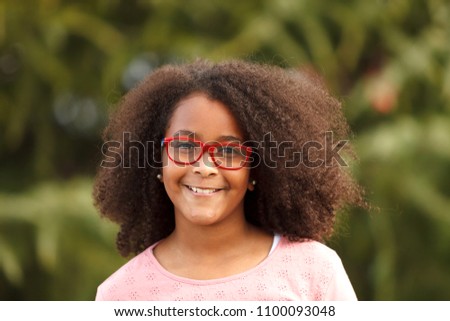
left=186, top=185, right=222, bottom=194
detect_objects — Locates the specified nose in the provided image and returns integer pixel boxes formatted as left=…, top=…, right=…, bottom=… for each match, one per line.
left=192, top=149, right=219, bottom=177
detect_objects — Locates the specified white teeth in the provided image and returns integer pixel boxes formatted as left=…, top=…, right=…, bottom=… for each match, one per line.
left=188, top=186, right=219, bottom=194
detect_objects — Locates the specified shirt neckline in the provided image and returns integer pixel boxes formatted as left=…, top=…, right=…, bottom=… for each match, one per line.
left=145, top=235, right=285, bottom=285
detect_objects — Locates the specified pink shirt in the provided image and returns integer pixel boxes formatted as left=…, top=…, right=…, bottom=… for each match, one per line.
left=96, top=237, right=357, bottom=301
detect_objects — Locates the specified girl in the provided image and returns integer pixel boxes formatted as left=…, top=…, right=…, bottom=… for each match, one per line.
left=93, top=59, right=365, bottom=300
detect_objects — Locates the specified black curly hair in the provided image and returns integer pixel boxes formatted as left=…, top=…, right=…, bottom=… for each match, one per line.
left=93, top=59, right=365, bottom=257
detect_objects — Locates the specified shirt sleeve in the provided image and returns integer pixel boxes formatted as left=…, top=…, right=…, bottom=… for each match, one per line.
left=95, top=285, right=106, bottom=301
left=323, top=255, right=358, bottom=301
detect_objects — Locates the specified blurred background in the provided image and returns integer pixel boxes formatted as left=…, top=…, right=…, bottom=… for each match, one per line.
left=1, top=0, right=449, bottom=300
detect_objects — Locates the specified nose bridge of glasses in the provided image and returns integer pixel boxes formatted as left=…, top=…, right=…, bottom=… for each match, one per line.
left=191, top=142, right=214, bottom=167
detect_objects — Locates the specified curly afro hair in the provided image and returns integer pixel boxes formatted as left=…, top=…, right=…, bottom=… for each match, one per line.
left=93, top=59, right=365, bottom=257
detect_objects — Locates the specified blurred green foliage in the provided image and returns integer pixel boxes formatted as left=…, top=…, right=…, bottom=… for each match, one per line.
left=0, top=178, right=126, bottom=300
left=1, top=0, right=449, bottom=300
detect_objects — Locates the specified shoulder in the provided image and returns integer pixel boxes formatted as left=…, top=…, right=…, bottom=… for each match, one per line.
left=277, top=237, right=341, bottom=265
left=273, top=237, right=357, bottom=300
left=95, top=245, right=156, bottom=300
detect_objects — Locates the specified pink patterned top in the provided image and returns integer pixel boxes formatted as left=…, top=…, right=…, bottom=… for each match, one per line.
left=95, top=237, right=357, bottom=301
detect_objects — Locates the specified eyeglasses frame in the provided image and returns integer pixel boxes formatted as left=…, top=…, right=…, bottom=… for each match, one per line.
left=161, top=136, right=253, bottom=170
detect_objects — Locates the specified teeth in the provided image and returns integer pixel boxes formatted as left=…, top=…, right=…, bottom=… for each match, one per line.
left=188, top=186, right=218, bottom=194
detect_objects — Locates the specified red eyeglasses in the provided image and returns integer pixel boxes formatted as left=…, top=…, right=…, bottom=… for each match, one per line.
left=161, top=136, right=253, bottom=170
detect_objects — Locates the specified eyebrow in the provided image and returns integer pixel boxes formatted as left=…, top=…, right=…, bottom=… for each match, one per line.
left=216, top=135, right=243, bottom=142
left=172, top=130, right=243, bottom=142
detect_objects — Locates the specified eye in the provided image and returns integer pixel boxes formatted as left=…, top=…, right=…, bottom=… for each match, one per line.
left=215, top=145, right=246, bottom=158
left=171, top=140, right=197, bottom=150
left=223, top=146, right=237, bottom=154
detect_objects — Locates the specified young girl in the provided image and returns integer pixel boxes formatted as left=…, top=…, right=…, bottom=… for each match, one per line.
left=93, top=59, right=365, bottom=301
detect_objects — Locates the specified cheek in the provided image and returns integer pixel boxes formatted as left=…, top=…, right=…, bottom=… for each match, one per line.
left=228, top=169, right=251, bottom=191
left=161, top=153, right=186, bottom=189
left=162, top=163, right=183, bottom=184
left=161, top=165, right=185, bottom=208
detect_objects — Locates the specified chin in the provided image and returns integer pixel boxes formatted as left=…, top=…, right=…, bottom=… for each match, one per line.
left=187, top=211, right=222, bottom=225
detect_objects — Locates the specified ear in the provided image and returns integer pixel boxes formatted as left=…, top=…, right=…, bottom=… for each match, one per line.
left=247, top=179, right=256, bottom=191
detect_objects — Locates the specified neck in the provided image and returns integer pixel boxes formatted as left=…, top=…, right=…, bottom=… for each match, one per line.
left=167, top=213, right=257, bottom=257
left=152, top=210, right=274, bottom=280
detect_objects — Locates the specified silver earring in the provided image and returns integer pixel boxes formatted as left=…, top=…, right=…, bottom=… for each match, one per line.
left=157, top=174, right=162, bottom=181
left=252, top=180, right=256, bottom=186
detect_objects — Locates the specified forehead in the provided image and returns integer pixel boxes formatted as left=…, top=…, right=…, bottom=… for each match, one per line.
left=165, top=93, right=244, bottom=141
